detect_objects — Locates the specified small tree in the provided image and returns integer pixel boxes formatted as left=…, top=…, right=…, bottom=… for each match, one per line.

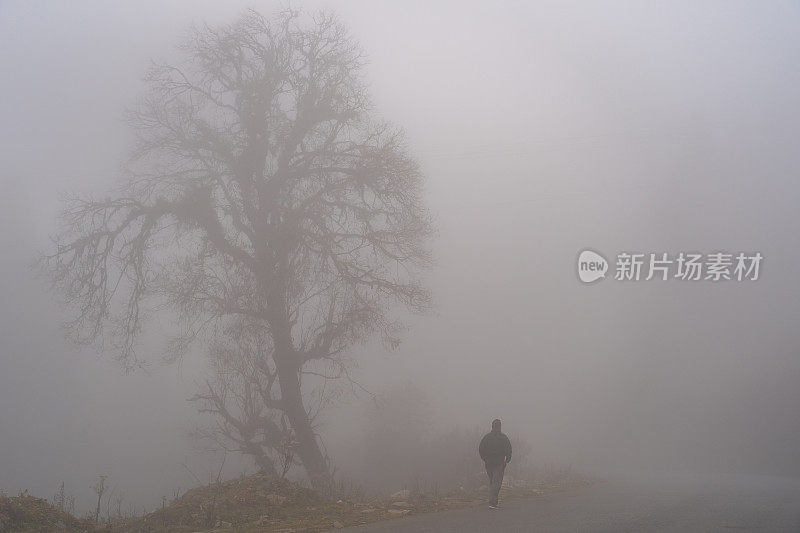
left=52, top=481, right=65, bottom=512
left=42, top=8, right=432, bottom=485
left=189, top=324, right=294, bottom=476
left=91, top=475, right=107, bottom=523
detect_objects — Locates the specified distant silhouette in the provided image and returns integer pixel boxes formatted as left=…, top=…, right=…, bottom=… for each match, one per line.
left=479, top=418, right=512, bottom=509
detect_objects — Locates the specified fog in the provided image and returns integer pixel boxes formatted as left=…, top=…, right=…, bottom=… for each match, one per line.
left=2, top=0, right=800, bottom=515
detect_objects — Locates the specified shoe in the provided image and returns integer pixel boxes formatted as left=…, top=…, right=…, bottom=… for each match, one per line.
left=489, top=505, right=498, bottom=509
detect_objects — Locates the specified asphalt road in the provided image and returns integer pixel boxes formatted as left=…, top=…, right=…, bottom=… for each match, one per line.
left=344, top=472, right=800, bottom=532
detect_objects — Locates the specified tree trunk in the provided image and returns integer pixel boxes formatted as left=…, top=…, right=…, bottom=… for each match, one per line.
left=266, top=252, right=329, bottom=485
left=277, top=361, right=329, bottom=485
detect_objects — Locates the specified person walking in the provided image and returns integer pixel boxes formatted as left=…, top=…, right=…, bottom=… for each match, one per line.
left=479, top=418, right=512, bottom=509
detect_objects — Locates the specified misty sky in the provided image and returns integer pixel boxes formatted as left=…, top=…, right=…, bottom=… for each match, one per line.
left=2, top=0, right=800, bottom=513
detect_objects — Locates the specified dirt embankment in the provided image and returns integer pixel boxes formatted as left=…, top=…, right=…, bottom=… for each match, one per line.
left=2, top=472, right=595, bottom=532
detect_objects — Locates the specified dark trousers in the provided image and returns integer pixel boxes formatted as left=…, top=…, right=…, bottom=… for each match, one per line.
left=485, top=462, right=505, bottom=506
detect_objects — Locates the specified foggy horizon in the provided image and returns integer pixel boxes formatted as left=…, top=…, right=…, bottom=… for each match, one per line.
left=2, top=0, right=800, bottom=522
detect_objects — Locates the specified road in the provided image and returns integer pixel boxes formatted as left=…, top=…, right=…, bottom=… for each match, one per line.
left=344, top=471, right=800, bottom=532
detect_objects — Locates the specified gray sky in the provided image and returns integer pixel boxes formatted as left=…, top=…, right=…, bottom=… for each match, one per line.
left=2, top=0, right=800, bottom=513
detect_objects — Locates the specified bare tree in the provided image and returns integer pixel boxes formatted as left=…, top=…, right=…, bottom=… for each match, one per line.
left=41, top=8, right=432, bottom=484
left=91, top=475, right=107, bottom=523
left=52, top=481, right=65, bottom=512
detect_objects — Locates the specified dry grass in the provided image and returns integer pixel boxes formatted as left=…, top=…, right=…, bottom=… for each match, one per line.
left=122, top=472, right=596, bottom=532
left=0, top=472, right=596, bottom=532
left=0, top=491, right=94, bottom=532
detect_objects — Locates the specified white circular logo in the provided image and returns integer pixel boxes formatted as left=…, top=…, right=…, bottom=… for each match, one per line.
left=577, top=250, right=608, bottom=283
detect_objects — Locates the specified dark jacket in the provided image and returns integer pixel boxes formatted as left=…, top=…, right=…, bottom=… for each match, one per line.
left=479, top=430, right=512, bottom=467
